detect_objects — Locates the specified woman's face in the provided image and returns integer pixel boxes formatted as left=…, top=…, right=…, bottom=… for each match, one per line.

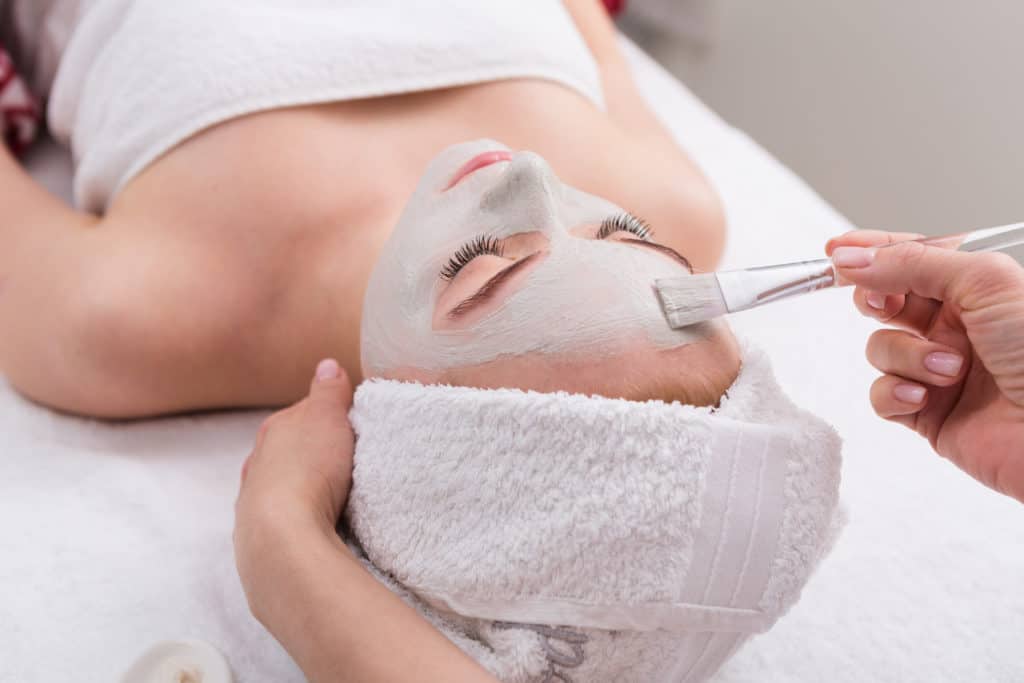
left=361, top=140, right=739, bottom=405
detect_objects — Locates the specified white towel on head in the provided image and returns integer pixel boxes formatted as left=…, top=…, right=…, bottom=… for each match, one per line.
left=344, top=344, right=843, bottom=683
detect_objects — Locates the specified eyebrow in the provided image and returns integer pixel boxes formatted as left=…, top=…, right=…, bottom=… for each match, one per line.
left=448, top=252, right=542, bottom=318
left=620, top=238, right=693, bottom=272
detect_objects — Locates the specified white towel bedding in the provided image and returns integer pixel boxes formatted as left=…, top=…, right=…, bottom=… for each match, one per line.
left=2, top=38, right=1022, bottom=683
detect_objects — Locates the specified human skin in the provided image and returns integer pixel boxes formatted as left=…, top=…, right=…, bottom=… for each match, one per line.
left=0, top=0, right=726, bottom=418
left=235, top=361, right=499, bottom=682
left=362, top=140, right=741, bottom=405
left=828, top=230, right=1024, bottom=503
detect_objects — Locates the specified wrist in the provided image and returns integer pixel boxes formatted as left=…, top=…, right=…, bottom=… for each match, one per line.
left=237, top=502, right=349, bottom=611
left=253, top=528, right=379, bottom=680
left=241, top=486, right=344, bottom=545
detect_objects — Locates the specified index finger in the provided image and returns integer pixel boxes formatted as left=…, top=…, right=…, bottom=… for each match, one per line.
left=832, top=240, right=1005, bottom=304
left=825, top=230, right=926, bottom=256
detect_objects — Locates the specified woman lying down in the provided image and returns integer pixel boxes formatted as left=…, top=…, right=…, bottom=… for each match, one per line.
left=323, top=140, right=844, bottom=683
left=1, top=2, right=841, bottom=680
left=232, top=139, right=845, bottom=683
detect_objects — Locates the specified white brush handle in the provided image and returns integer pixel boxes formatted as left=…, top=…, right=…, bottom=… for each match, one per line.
left=936, top=222, right=1024, bottom=253
left=717, top=260, right=837, bottom=313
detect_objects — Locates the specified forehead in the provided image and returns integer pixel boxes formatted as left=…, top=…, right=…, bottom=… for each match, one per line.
left=436, top=323, right=740, bottom=407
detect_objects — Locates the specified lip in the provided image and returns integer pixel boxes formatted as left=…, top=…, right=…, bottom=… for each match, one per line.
left=444, top=150, right=513, bottom=190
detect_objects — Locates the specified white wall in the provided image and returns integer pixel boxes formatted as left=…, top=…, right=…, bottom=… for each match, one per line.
left=632, top=1, right=1023, bottom=259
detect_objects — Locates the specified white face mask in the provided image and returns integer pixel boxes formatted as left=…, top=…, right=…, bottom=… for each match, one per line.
left=361, top=139, right=708, bottom=376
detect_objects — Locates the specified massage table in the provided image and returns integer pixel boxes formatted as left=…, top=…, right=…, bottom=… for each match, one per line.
left=3, top=37, right=1021, bottom=682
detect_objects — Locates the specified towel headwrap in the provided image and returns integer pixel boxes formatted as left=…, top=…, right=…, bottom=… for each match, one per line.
left=344, top=344, right=844, bottom=683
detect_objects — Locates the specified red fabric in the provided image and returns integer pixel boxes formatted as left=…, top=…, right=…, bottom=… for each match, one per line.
left=602, top=0, right=627, bottom=15
left=0, top=42, right=40, bottom=157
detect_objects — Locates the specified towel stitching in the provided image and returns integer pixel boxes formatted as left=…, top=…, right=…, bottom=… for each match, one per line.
left=727, top=434, right=769, bottom=607
left=681, top=431, right=743, bottom=681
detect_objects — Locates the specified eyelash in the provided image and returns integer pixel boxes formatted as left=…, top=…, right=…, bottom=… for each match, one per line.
left=439, top=213, right=652, bottom=281
left=440, top=235, right=504, bottom=280
left=597, top=213, right=652, bottom=241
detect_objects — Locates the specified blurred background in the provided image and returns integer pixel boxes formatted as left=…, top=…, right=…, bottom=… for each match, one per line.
left=622, top=0, right=1023, bottom=262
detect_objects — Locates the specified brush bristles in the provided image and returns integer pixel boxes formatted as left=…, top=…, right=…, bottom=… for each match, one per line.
left=655, top=274, right=728, bottom=328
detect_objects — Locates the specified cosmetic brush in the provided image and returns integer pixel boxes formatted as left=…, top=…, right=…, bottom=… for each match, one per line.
left=655, top=222, right=1024, bottom=329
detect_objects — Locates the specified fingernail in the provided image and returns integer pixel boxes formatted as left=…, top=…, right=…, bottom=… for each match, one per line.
left=924, top=352, right=963, bottom=377
left=315, top=358, right=340, bottom=382
left=832, top=246, right=876, bottom=268
left=866, top=292, right=887, bottom=310
left=893, top=383, right=927, bottom=404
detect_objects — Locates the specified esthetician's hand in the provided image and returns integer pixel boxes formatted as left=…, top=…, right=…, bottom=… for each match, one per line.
left=234, top=359, right=499, bottom=683
left=235, top=358, right=356, bottom=622
left=827, top=231, right=1024, bottom=503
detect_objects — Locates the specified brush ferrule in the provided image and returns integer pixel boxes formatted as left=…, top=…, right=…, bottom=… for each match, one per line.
left=718, top=258, right=838, bottom=313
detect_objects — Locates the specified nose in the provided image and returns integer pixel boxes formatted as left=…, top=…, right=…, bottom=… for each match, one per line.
left=480, top=152, right=561, bottom=231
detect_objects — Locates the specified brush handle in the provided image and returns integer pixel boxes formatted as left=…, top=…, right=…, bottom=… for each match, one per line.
left=717, top=260, right=837, bottom=313
left=925, top=222, right=1024, bottom=253
left=720, top=221, right=1024, bottom=314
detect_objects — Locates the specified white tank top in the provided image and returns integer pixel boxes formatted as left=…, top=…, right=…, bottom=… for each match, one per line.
left=10, top=0, right=604, bottom=212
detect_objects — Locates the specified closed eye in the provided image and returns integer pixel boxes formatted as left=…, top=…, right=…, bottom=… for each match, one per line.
left=434, top=230, right=549, bottom=324
left=448, top=253, right=542, bottom=318
left=597, top=212, right=692, bottom=272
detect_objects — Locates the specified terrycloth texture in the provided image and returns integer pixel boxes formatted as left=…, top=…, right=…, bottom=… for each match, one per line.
left=6, top=37, right=1024, bottom=683
left=35, top=0, right=603, bottom=212
left=345, top=345, right=843, bottom=683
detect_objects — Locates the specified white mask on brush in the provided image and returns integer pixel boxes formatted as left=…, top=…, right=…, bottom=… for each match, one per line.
left=360, top=139, right=707, bottom=376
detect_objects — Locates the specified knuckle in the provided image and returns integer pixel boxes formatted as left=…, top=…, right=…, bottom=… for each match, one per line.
left=305, top=398, right=338, bottom=425
left=259, top=412, right=284, bottom=435
left=868, top=376, right=891, bottom=413
left=865, top=329, right=895, bottom=366
left=957, top=251, right=1024, bottom=303
left=255, top=420, right=273, bottom=443
left=982, top=251, right=1023, bottom=283
left=890, top=240, right=930, bottom=271
left=257, top=405, right=300, bottom=439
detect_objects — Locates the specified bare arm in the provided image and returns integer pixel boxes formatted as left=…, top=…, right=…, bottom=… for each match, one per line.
left=0, top=142, right=97, bottom=250
left=562, top=0, right=691, bottom=148
left=251, top=524, right=500, bottom=683
left=0, top=144, right=112, bottom=411
left=236, top=367, right=499, bottom=683
left=562, top=0, right=727, bottom=270
left=2, top=144, right=241, bottom=418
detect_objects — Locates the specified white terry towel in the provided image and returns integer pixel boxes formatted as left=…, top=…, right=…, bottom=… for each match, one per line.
left=345, top=345, right=843, bottom=683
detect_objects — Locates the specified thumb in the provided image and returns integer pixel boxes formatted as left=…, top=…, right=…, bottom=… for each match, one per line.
left=308, top=358, right=354, bottom=414
left=832, top=240, right=1020, bottom=307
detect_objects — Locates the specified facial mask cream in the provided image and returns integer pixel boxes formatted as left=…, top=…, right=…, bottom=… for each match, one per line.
left=361, top=139, right=707, bottom=375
